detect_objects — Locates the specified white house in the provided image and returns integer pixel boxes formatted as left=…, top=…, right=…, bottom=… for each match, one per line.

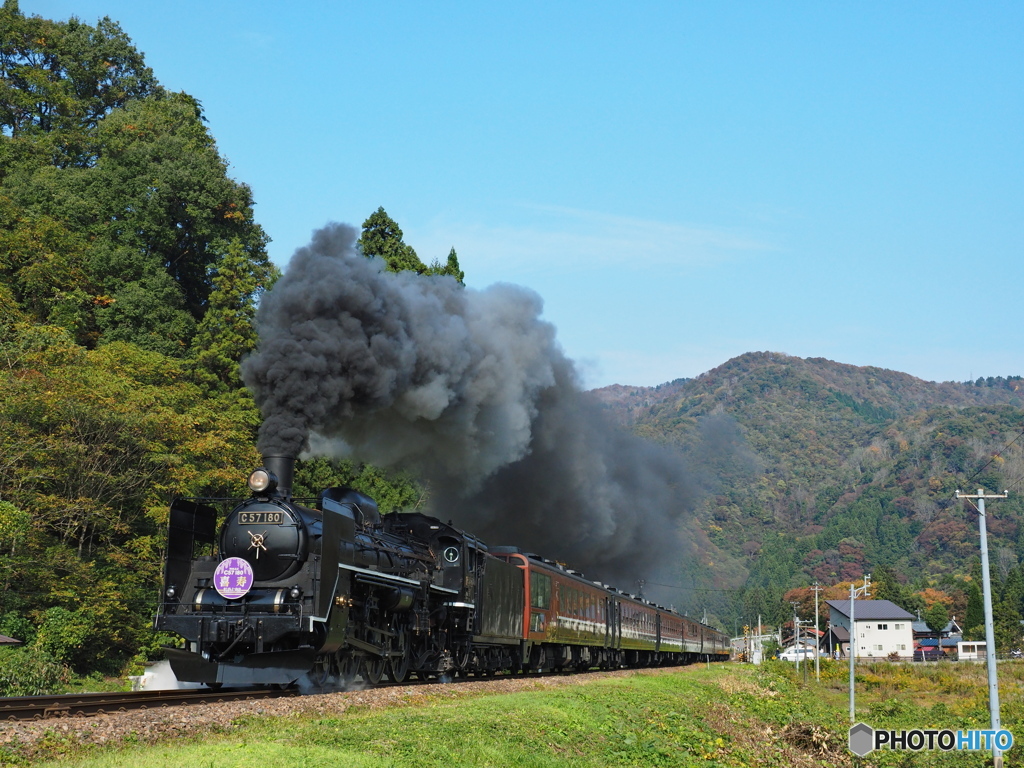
left=957, top=641, right=987, bottom=661
left=826, top=599, right=915, bottom=659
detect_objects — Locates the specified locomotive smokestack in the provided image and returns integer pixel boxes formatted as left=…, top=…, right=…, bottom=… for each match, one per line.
left=262, top=456, right=295, bottom=500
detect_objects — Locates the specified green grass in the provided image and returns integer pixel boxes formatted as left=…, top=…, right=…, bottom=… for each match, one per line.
left=9, top=661, right=1024, bottom=767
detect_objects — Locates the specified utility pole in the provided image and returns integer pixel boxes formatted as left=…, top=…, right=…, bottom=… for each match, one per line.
left=812, top=582, right=822, bottom=683
left=849, top=583, right=856, bottom=722
left=849, top=576, right=871, bottom=722
left=795, top=618, right=810, bottom=683
left=790, top=602, right=800, bottom=675
left=957, top=488, right=1009, bottom=768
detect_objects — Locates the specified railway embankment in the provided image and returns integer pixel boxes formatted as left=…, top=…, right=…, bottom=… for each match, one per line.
left=4, top=660, right=1021, bottom=767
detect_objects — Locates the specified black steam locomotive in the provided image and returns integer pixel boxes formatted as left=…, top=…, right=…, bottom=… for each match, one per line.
left=155, top=456, right=729, bottom=686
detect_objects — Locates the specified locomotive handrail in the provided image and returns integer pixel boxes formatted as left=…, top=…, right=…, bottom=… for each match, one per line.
left=338, top=562, right=461, bottom=595
left=157, top=596, right=305, bottom=617
left=339, top=562, right=424, bottom=587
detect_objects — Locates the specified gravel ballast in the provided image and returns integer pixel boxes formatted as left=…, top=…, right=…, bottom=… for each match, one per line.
left=0, top=666, right=692, bottom=762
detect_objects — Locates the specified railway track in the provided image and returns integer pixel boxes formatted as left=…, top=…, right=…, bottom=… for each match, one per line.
left=0, top=687, right=298, bottom=721
left=0, top=663, right=689, bottom=722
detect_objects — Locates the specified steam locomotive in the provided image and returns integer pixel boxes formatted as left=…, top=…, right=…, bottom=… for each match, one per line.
left=155, top=456, right=730, bottom=686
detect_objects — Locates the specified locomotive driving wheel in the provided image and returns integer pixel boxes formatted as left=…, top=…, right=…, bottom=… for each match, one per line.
left=362, top=655, right=386, bottom=685
left=387, top=627, right=410, bottom=683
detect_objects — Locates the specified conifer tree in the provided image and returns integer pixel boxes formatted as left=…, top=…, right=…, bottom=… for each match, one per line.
left=190, top=238, right=277, bottom=393
left=428, top=246, right=465, bottom=284
left=357, top=207, right=426, bottom=273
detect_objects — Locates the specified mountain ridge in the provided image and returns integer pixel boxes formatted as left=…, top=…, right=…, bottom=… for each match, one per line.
left=588, top=351, right=1024, bottom=626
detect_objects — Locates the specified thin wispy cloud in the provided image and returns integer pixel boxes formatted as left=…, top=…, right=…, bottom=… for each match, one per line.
left=413, top=205, right=778, bottom=280
left=234, top=30, right=274, bottom=49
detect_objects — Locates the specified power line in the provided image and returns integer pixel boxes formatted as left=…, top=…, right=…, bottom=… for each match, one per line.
left=643, top=580, right=741, bottom=593
left=965, top=423, right=1024, bottom=488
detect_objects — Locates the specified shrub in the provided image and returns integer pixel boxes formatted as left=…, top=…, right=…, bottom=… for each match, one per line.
left=0, top=646, right=72, bottom=696
left=0, top=612, right=35, bottom=645
left=33, top=606, right=93, bottom=667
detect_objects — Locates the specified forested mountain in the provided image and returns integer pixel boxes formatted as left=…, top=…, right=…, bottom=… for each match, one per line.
left=592, top=353, right=1024, bottom=642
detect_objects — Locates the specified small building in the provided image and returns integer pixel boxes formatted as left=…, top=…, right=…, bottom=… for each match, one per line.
left=0, top=634, right=22, bottom=646
left=826, top=599, right=915, bottom=659
left=957, top=641, right=987, bottom=661
left=821, top=625, right=850, bottom=658
left=917, top=635, right=962, bottom=656
left=912, top=615, right=962, bottom=642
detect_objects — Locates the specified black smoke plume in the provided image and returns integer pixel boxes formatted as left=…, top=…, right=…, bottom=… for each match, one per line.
left=241, top=223, right=699, bottom=586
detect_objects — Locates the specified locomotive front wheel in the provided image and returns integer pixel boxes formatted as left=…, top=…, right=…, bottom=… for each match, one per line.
left=339, top=654, right=360, bottom=689
left=311, top=657, right=335, bottom=690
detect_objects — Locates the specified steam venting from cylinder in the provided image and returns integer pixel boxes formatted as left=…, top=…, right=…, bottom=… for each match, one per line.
left=241, top=223, right=701, bottom=586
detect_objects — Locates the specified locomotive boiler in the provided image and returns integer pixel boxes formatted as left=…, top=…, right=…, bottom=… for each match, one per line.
left=155, top=456, right=729, bottom=687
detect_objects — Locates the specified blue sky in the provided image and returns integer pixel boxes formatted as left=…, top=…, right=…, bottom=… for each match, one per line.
left=32, top=1, right=1024, bottom=388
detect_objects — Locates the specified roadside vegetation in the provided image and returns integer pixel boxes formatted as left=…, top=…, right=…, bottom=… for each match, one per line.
left=6, top=661, right=1023, bottom=767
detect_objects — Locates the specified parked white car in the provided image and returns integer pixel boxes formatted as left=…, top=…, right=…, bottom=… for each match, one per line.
left=779, top=647, right=816, bottom=662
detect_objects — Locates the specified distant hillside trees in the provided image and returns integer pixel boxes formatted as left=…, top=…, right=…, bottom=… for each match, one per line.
left=596, top=352, right=1024, bottom=630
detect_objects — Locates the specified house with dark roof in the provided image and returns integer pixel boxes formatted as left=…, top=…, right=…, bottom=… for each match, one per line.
left=912, top=615, right=962, bottom=641
left=827, top=599, right=915, bottom=659
left=821, top=625, right=850, bottom=658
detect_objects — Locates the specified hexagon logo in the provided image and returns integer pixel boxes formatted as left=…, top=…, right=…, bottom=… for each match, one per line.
left=849, top=722, right=874, bottom=756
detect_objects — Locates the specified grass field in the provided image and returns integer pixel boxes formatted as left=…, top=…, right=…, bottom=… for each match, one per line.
left=9, top=660, right=1024, bottom=767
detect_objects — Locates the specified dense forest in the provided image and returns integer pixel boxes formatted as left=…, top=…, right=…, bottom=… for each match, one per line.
left=2, top=2, right=1023, bottom=693
left=0, top=2, right=463, bottom=689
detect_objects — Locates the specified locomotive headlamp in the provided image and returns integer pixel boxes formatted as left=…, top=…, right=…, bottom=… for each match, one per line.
left=289, top=586, right=302, bottom=600
left=165, top=585, right=176, bottom=599
left=247, top=468, right=278, bottom=494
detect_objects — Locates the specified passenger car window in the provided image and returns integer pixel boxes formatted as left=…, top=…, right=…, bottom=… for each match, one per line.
left=531, top=572, right=551, bottom=609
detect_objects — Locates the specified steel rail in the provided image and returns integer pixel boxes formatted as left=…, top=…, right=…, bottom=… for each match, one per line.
left=0, top=662, right=702, bottom=722
left=0, top=687, right=297, bottom=721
